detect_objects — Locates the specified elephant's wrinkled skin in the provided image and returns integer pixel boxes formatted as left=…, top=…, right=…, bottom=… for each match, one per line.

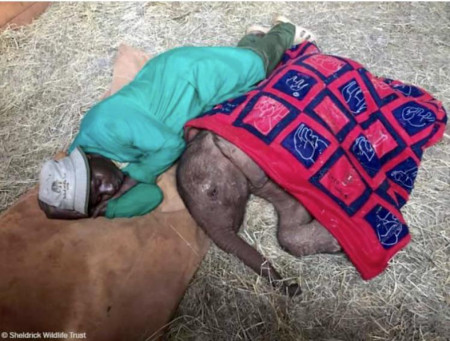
left=177, top=130, right=341, bottom=296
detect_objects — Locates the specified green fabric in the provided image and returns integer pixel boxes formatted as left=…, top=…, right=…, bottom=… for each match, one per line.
left=237, top=23, right=295, bottom=74
left=105, top=183, right=163, bottom=218
left=69, top=46, right=265, bottom=218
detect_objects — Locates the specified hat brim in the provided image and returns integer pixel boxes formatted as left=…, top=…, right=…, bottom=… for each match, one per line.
left=69, top=147, right=90, bottom=215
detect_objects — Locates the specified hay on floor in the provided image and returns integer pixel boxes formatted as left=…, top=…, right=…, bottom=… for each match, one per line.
left=0, top=2, right=449, bottom=341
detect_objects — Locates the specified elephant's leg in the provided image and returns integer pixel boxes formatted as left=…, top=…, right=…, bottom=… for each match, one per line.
left=209, top=134, right=339, bottom=256
left=253, top=180, right=341, bottom=257
left=177, top=132, right=299, bottom=295
left=278, top=219, right=341, bottom=256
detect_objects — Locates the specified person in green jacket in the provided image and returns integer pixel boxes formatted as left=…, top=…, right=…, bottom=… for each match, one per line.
left=38, top=16, right=315, bottom=219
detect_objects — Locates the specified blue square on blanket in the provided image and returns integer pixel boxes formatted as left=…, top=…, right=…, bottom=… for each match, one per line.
left=365, top=205, right=409, bottom=249
left=392, top=84, right=424, bottom=98
left=339, top=79, right=368, bottom=115
left=392, top=101, right=436, bottom=136
left=282, top=122, right=329, bottom=168
left=219, top=95, right=248, bottom=114
left=201, top=95, right=248, bottom=117
left=350, top=134, right=381, bottom=177
left=273, top=70, right=317, bottom=100
left=387, top=157, right=418, bottom=194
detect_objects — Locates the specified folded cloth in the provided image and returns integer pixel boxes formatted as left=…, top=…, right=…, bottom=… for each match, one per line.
left=185, top=41, right=447, bottom=280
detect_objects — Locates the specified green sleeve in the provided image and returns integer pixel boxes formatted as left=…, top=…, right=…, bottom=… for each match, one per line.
left=122, top=128, right=185, bottom=184
left=105, top=183, right=163, bottom=218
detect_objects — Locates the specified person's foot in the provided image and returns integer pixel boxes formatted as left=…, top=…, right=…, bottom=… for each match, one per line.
left=273, top=15, right=316, bottom=44
left=246, top=24, right=270, bottom=37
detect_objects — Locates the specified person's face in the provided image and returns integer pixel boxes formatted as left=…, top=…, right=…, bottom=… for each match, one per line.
left=87, top=154, right=124, bottom=208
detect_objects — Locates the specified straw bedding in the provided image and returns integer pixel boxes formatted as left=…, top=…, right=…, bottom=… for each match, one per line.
left=0, top=2, right=449, bottom=340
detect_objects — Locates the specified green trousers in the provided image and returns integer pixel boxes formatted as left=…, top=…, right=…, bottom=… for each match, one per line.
left=237, top=23, right=295, bottom=75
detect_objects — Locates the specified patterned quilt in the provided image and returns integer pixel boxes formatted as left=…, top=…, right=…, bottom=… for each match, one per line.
left=185, top=42, right=447, bottom=279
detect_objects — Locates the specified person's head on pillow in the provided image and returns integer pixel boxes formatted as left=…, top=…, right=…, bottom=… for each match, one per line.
left=38, top=147, right=124, bottom=219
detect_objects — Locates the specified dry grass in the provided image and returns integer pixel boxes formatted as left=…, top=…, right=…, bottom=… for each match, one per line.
left=1, top=2, right=449, bottom=341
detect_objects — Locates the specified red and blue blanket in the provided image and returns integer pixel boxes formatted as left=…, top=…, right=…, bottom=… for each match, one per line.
left=185, top=42, right=447, bottom=279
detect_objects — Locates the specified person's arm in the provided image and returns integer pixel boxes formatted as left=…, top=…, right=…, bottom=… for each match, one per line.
left=86, top=127, right=184, bottom=218
left=104, top=183, right=163, bottom=218
left=99, top=131, right=184, bottom=218
left=121, top=130, right=185, bottom=184
left=90, top=175, right=138, bottom=218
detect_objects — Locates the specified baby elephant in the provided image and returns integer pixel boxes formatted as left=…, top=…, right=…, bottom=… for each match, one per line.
left=177, top=130, right=341, bottom=296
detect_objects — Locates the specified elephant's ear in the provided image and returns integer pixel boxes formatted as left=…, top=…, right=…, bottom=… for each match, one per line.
left=214, top=135, right=268, bottom=189
left=185, top=127, right=202, bottom=142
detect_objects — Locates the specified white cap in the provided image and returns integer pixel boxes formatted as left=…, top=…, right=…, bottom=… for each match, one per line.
left=38, top=147, right=90, bottom=215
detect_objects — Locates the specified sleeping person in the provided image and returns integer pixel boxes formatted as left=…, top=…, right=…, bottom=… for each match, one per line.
left=38, top=16, right=315, bottom=219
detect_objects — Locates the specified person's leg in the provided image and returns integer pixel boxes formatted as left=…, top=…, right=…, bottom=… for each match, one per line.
left=236, top=33, right=264, bottom=51
left=238, top=23, right=295, bottom=75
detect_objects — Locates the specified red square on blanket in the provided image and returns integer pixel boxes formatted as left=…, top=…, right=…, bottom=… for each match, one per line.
left=364, top=120, right=398, bottom=159
left=314, top=95, right=350, bottom=134
left=242, top=95, right=290, bottom=135
left=319, top=155, right=366, bottom=206
left=303, top=55, right=346, bottom=78
left=372, top=77, right=396, bottom=98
